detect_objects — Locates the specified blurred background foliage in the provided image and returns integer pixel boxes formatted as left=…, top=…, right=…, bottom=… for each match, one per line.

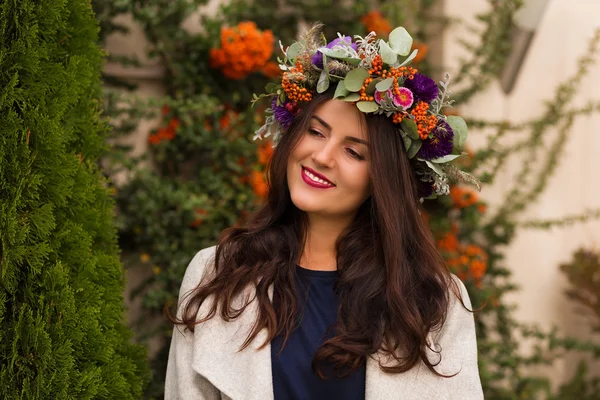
left=92, top=0, right=600, bottom=398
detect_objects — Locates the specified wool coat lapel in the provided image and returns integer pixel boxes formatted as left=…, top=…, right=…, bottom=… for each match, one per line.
left=166, top=246, right=484, bottom=400
left=188, top=282, right=428, bottom=400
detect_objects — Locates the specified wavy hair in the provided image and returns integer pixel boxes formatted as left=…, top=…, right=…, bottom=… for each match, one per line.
left=172, top=89, right=460, bottom=378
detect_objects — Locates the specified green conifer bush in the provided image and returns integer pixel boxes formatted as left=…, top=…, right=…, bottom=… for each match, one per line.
left=0, top=0, right=149, bottom=398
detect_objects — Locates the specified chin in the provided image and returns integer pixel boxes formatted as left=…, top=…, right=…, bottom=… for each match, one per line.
left=289, top=191, right=324, bottom=214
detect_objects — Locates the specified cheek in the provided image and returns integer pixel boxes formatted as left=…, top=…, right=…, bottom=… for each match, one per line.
left=346, top=163, right=370, bottom=196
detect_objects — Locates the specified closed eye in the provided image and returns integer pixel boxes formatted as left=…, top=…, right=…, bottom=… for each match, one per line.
left=346, top=148, right=365, bottom=160
left=308, top=128, right=324, bottom=137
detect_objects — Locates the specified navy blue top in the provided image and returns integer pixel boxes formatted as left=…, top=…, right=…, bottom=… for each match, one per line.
left=271, top=265, right=366, bottom=400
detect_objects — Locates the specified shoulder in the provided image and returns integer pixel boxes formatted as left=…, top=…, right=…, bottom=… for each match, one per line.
left=447, top=274, right=473, bottom=316
left=178, top=245, right=217, bottom=300
left=428, top=274, right=478, bottom=372
left=436, top=274, right=474, bottom=337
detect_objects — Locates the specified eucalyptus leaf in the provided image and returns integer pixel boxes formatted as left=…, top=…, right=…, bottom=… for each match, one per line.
left=287, top=42, right=300, bottom=60
left=317, top=69, right=330, bottom=93
left=425, top=160, right=444, bottom=176
left=344, top=68, right=370, bottom=92
left=265, top=83, right=278, bottom=92
left=378, top=41, right=398, bottom=65
left=356, top=101, right=379, bottom=113
left=342, top=93, right=361, bottom=102
left=398, top=49, right=419, bottom=67
left=334, top=81, right=350, bottom=99
left=388, top=27, right=413, bottom=56
left=366, top=78, right=381, bottom=96
left=407, top=139, right=422, bottom=159
left=430, top=154, right=462, bottom=163
left=401, top=119, right=419, bottom=140
left=401, top=135, right=412, bottom=152
left=318, top=48, right=361, bottom=65
left=447, top=115, right=468, bottom=150
left=375, top=78, right=394, bottom=92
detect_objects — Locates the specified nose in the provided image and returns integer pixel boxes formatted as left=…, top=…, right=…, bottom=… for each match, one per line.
left=311, top=141, right=336, bottom=169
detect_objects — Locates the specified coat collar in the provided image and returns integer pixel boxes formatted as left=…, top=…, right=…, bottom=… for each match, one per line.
left=190, top=285, right=438, bottom=400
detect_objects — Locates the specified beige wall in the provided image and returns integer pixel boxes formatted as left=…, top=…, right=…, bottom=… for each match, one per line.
left=445, top=0, right=600, bottom=384
left=106, top=0, right=600, bottom=382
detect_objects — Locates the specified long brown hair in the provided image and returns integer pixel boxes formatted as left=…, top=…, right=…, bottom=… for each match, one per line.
left=173, top=90, right=459, bottom=378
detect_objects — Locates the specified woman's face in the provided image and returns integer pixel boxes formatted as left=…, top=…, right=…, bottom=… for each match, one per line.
left=286, top=99, right=371, bottom=221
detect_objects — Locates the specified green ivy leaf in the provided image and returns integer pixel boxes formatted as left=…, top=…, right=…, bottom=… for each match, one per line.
left=388, top=27, right=413, bottom=56
left=447, top=115, right=468, bottom=151
left=356, top=101, right=378, bottom=113
left=401, top=119, right=419, bottom=140
left=334, top=81, right=350, bottom=99
left=344, top=68, right=370, bottom=92
left=378, top=41, right=398, bottom=65
left=375, top=78, right=394, bottom=92
left=342, top=93, right=361, bottom=102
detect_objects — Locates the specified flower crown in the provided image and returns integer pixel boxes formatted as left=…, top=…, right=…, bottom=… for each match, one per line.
left=252, top=23, right=480, bottom=199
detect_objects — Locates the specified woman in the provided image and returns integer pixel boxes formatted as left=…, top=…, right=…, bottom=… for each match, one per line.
left=166, top=24, right=483, bottom=400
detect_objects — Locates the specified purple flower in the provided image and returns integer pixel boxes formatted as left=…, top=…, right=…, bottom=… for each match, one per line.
left=416, top=119, right=454, bottom=160
left=311, top=36, right=357, bottom=69
left=404, top=73, right=438, bottom=104
left=271, top=98, right=295, bottom=129
left=418, top=181, right=435, bottom=199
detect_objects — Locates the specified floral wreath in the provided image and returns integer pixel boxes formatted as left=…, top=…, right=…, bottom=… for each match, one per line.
left=252, top=23, right=481, bottom=199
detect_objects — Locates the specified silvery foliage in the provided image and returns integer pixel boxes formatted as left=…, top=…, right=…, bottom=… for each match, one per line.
left=417, top=168, right=451, bottom=197
left=354, top=31, right=379, bottom=69
left=253, top=113, right=283, bottom=144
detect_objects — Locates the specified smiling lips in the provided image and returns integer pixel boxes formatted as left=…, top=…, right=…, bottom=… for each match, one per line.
left=301, top=166, right=335, bottom=189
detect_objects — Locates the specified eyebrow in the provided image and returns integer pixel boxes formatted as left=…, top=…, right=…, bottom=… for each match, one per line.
left=311, top=115, right=369, bottom=146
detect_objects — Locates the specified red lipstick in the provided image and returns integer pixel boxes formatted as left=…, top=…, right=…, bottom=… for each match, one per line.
left=301, top=166, right=335, bottom=189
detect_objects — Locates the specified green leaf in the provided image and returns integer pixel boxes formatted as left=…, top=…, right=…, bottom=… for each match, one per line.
left=265, top=83, right=278, bottom=92
left=401, top=119, right=419, bottom=140
left=447, top=116, right=468, bottom=150
left=398, top=49, right=419, bottom=67
left=375, top=78, right=394, bottom=92
left=287, top=42, right=300, bottom=60
left=407, top=139, right=422, bottom=159
left=430, top=154, right=462, bottom=163
left=317, top=69, right=330, bottom=93
left=342, top=93, right=361, bottom=102
left=334, top=81, right=350, bottom=99
left=366, top=78, right=381, bottom=96
left=344, top=68, right=370, bottom=92
left=401, top=134, right=411, bottom=151
left=425, top=160, right=444, bottom=176
left=319, top=47, right=361, bottom=65
left=388, top=27, right=413, bottom=56
left=378, top=41, right=398, bottom=65
left=356, top=101, right=379, bottom=113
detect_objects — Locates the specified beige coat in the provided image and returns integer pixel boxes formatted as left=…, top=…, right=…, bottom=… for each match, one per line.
left=165, top=246, right=484, bottom=400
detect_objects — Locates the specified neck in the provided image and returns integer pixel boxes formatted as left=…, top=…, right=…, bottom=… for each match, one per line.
left=299, top=214, right=353, bottom=271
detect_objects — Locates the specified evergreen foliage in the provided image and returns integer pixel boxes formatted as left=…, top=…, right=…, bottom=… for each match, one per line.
left=95, top=0, right=600, bottom=398
left=0, top=0, right=149, bottom=398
